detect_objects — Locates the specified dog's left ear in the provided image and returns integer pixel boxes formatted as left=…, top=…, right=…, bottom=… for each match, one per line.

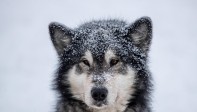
left=127, top=17, right=152, bottom=53
left=49, top=22, right=74, bottom=55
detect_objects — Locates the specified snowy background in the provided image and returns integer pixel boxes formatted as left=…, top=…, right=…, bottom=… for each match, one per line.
left=0, top=0, right=197, bottom=112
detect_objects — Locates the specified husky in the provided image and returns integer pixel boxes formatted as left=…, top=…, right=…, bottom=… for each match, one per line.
left=49, top=17, right=153, bottom=112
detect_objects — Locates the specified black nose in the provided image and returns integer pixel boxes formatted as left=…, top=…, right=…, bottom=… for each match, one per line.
left=91, top=87, right=108, bottom=101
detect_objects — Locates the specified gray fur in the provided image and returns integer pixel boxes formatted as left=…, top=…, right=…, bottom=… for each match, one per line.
left=49, top=17, right=153, bottom=112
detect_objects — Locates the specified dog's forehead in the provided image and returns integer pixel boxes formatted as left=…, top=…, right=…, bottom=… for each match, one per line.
left=78, top=31, right=121, bottom=54
left=73, top=20, right=134, bottom=58
left=84, top=37, right=120, bottom=59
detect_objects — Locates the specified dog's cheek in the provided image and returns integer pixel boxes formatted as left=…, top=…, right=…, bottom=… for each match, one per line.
left=67, top=66, right=87, bottom=101
left=105, top=79, right=117, bottom=105
left=114, top=67, right=136, bottom=106
left=84, top=75, right=94, bottom=106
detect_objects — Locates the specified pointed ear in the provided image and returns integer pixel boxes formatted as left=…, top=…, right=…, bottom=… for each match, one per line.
left=127, top=17, right=152, bottom=53
left=49, top=22, right=74, bottom=55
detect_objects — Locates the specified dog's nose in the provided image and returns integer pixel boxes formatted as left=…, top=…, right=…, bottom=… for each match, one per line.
left=91, top=87, right=108, bottom=101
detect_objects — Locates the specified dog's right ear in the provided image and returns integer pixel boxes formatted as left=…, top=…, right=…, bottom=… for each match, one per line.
left=49, top=22, right=74, bottom=55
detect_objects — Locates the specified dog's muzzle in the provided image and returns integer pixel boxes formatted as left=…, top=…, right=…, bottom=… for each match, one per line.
left=91, top=87, right=108, bottom=102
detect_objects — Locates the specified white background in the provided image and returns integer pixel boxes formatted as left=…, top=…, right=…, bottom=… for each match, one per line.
left=0, top=0, right=197, bottom=112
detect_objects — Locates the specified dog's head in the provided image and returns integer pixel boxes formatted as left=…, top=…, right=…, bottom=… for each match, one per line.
left=49, top=17, right=152, bottom=111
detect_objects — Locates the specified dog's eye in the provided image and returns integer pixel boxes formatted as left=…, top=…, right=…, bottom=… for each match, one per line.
left=110, top=58, right=119, bottom=66
left=82, top=59, right=90, bottom=67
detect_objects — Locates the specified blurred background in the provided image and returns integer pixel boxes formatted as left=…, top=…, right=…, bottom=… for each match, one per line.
left=0, top=0, right=197, bottom=112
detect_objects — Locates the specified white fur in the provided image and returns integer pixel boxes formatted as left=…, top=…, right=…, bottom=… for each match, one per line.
left=67, top=66, right=86, bottom=100
left=83, top=50, right=93, bottom=65
left=67, top=50, right=136, bottom=112
left=105, top=49, right=116, bottom=64
left=93, top=67, right=136, bottom=112
left=67, top=50, right=93, bottom=101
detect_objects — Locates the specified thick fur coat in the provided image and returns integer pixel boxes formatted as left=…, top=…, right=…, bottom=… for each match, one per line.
left=49, top=17, right=153, bottom=112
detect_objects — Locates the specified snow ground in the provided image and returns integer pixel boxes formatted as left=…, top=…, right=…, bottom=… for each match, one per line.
left=0, top=0, right=197, bottom=112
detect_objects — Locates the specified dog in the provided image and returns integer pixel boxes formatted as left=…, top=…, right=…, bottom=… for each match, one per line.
left=49, top=17, right=153, bottom=112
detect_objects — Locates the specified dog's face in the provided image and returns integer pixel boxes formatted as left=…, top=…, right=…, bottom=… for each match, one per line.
left=67, top=49, right=136, bottom=110
left=49, top=17, right=152, bottom=111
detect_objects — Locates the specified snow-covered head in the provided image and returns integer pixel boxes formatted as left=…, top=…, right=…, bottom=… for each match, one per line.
left=49, top=17, right=152, bottom=111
